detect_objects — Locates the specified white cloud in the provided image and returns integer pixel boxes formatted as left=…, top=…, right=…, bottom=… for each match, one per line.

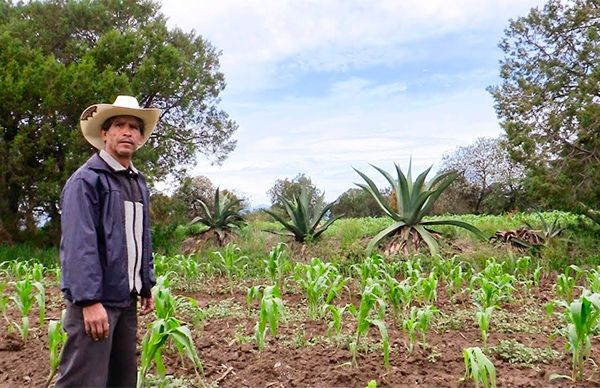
left=157, top=0, right=546, bottom=207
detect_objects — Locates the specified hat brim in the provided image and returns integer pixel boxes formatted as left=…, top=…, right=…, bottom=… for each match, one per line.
left=80, top=104, right=161, bottom=150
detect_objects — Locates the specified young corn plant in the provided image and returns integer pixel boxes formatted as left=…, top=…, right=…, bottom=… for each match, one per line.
left=382, top=273, right=413, bottom=324
left=349, top=279, right=389, bottom=369
left=137, top=317, right=203, bottom=388
left=45, top=314, right=67, bottom=388
left=447, top=262, right=470, bottom=298
left=417, top=305, right=438, bottom=348
left=10, top=276, right=37, bottom=341
left=475, top=304, right=494, bottom=351
left=294, top=258, right=348, bottom=320
left=213, top=244, right=248, bottom=294
left=263, top=243, right=292, bottom=292
left=0, top=281, right=9, bottom=322
left=463, top=347, right=496, bottom=388
left=351, top=254, right=386, bottom=291
left=250, top=285, right=284, bottom=352
left=555, top=265, right=581, bottom=302
left=34, top=281, right=46, bottom=327
left=322, top=303, right=349, bottom=340
left=556, top=292, right=600, bottom=381
left=418, top=272, right=438, bottom=305
left=402, top=306, right=419, bottom=353
left=138, top=275, right=203, bottom=388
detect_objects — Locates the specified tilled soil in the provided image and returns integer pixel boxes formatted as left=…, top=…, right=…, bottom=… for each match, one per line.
left=0, top=275, right=598, bottom=387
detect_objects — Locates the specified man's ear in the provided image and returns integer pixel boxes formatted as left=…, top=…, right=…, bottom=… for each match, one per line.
left=100, top=129, right=107, bottom=142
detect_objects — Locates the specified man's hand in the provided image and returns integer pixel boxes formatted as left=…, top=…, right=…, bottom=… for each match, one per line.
left=82, top=303, right=109, bottom=341
left=140, top=295, right=154, bottom=315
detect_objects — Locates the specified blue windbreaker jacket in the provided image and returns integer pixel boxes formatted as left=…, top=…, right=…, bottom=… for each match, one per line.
left=59, top=154, right=155, bottom=307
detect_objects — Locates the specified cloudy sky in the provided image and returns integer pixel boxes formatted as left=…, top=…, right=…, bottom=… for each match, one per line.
left=160, top=0, right=545, bottom=207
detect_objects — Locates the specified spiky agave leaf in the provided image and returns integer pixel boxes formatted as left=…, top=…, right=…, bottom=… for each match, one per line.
left=356, top=162, right=484, bottom=255
left=189, top=188, right=245, bottom=244
left=263, top=188, right=341, bottom=242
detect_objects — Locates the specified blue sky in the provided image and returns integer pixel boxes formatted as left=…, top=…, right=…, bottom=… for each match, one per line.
left=160, top=0, right=546, bottom=207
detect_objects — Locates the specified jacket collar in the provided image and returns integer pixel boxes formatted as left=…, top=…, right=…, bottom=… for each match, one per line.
left=87, top=152, right=140, bottom=175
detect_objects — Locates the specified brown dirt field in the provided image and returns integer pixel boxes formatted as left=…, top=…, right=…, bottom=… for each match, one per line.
left=0, top=275, right=599, bottom=387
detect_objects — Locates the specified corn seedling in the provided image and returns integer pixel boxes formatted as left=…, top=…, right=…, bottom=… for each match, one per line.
left=402, top=307, right=419, bottom=352
left=251, top=285, right=284, bottom=352
left=349, top=279, right=388, bottom=369
left=263, top=243, right=291, bottom=292
left=213, top=243, right=248, bottom=294
left=351, top=254, right=385, bottom=291
left=555, top=265, right=581, bottom=302
left=45, top=314, right=67, bottom=388
left=153, top=275, right=177, bottom=320
left=0, top=281, right=8, bottom=322
left=382, top=274, right=413, bottom=324
left=475, top=304, right=494, bottom=351
left=418, top=272, right=438, bottom=305
left=558, top=292, right=600, bottom=381
left=463, top=347, right=496, bottom=388
left=587, top=267, right=600, bottom=293
left=295, top=258, right=347, bottom=320
left=322, top=303, right=349, bottom=339
left=10, top=276, right=36, bottom=341
left=417, top=305, right=438, bottom=348
left=34, top=281, right=46, bottom=327
left=472, top=276, right=500, bottom=309
left=137, top=316, right=203, bottom=388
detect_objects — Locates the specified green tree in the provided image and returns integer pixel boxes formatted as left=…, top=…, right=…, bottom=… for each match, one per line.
left=489, top=0, right=600, bottom=217
left=267, top=173, right=323, bottom=213
left=330, top=187, right=387, bottom=218
left=0, top=0, right=237, bottom=242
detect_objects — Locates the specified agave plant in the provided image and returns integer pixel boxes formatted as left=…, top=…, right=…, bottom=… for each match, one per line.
left=354, top=162, right=484, bottom=255
left=189, top=187, right=245, bottom=245
left=263, top=188, right=341, bottom=243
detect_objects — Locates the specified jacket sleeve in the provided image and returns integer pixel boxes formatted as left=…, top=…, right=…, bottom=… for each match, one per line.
left=60, top=174, right=103, bottom=305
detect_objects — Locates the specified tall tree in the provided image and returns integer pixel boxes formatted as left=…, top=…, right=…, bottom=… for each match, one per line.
left=267, top=173, right=323, bottom=212
left=489, top=0, right=600, bottom=215
left=0, top=0, right=237, bottom=242
left=330, top=187, right=387, bottom=218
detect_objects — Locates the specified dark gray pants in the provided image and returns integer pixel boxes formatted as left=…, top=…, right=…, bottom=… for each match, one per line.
left=55, top=298, right=138, bottom=388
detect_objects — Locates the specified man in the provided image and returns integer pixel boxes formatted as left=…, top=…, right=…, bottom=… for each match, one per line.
left=56, top=95, right=161, bottom=387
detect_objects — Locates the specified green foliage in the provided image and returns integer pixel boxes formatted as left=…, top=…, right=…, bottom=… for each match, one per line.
left=0, top=0, right=237, bottom=242
left=263, top=243, right=292, bottom=292
left=489, top=0, right=600, bottom=219
left=475, top=305, right=494, bottom=351
left=294, top=258, right=348, bottom=320
left=463, top=347, right=496, bottom=388
left=355, top=161, right=485, bottom=255
left=212, top=243, right=248, bottom=294
left=492, top=339, right=559, bottom=367
left=330, top=187, right=387, bottom=218
left=139, top=275, right=203, bottom=387
left=46, top=315, right=67, bottom=388
left=559, top=292, right=600, bottom=381
left=263, top=187, right=342, bottom=243
left=349, top=279, right=389, bottom=369
left=248, top=285, right=284, bottom=352
left=267, top=173, right=323, bottom=213
left=190, top=188, right=246, bottom=245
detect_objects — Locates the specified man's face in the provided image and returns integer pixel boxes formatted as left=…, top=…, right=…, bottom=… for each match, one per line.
left=101, top=115, right=143, bottom=160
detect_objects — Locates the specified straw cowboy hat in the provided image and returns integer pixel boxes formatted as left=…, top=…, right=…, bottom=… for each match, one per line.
left=80, top=95, right=161, bottom=150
